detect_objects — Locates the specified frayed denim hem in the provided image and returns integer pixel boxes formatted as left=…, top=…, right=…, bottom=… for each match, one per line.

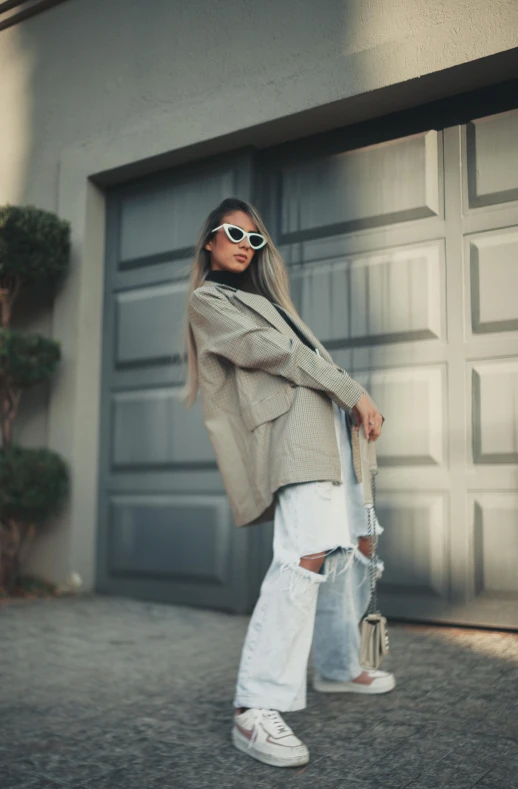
left=352, top=545, right=384, bottom=580
left=232, top=695, right=307, bottom=713
left=313, top=667, right=361, bottom=683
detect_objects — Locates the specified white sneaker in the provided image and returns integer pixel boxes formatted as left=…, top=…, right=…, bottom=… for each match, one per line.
left=313, top=667, right=396, bottom=694
left=232, top=708, right=310, bottom=767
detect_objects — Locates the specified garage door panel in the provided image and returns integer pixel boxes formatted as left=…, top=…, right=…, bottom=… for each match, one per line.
left=112, top=388, right=213, bottom=467
left=377, top=493, right=448, bottom=598
left=119, top=167, right=236, bottom=262
left=115, top=282, right=186, bottom=365
left=471, top=360, right=518, bottom=464
left=468, top=228, right=518, bottom=335
left=466, top=109, right=518, bottom=209
left=290, top=241, right=444, bottom=346
left=355, top=366, right=446, bottom=468
left=348, top=242, right=443, bottom=343
left=280, top=130, right=441, bottom=238
left=289, top=259, right=348, bottom=343
left=472, top=494, right=518, bottom=597
left=108, top=494, right=231, bottom=585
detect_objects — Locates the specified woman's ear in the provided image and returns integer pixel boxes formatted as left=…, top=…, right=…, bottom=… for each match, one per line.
left=204, top=240, right=213, bottom=252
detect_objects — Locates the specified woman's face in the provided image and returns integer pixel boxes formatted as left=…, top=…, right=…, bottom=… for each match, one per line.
left=204, top=210, right=258, bottom=273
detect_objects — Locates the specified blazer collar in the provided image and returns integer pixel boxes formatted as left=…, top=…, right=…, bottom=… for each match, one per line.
left=200, top=281, right=333, bottom=363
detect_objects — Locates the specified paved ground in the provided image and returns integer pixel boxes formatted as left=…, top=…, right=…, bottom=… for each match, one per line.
left=1, top=594, right=518, bottom=789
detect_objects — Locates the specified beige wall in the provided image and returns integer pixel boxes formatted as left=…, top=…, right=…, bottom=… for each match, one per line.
left=0, top=0, right=516, bottom=589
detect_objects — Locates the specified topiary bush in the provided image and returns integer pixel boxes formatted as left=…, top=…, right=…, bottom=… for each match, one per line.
left=0, top=204, right=71, bottom=595
left=0, top=447, right=69, bottom=591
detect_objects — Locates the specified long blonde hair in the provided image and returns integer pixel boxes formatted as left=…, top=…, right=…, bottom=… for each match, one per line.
left=179, top=197, right=304, bottom=408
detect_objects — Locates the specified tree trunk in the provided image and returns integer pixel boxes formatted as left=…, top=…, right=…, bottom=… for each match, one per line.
left=0, top=275, right=22, bottom=327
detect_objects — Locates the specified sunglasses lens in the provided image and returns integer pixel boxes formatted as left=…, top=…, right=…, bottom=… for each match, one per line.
left=249, top=234, right=265, bottom=249
left=227, top=225, right=245, bottom=242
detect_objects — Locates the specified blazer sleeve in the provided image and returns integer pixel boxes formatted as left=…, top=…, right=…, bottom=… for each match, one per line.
left=189, top=287, right=365, bottom=411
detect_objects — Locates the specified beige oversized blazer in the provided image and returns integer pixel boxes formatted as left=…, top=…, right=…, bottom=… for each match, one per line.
left=188, top=280, right=378, bottom=528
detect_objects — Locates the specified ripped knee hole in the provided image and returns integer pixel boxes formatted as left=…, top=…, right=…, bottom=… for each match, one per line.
left=299, top=553, right=326, bottom=573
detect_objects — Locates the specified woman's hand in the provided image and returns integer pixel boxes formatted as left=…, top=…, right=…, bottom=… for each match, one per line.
left=352, top=394, right=384, bottom=441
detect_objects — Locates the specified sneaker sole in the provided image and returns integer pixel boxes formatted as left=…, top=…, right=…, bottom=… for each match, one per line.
left=313, top=674, right=396, bottom=694
left=232, top=726, right=310, bottom=768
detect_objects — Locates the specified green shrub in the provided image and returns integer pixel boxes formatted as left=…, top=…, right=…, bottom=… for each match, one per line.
left=0, top=445, right=69, bottom=523
left=0, top=203, right=71, bottom=594
left=0, top=329, right=61, bottom=387
left=0, top=204, right=70, bottom=282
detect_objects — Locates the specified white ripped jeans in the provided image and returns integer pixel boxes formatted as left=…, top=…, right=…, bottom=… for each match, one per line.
left=233, top=400, right=384, bottom=713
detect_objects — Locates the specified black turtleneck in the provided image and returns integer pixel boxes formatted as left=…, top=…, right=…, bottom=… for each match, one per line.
left=204, top=268, right=317, bottom=353
left=204, top=269, right=246, bottom=288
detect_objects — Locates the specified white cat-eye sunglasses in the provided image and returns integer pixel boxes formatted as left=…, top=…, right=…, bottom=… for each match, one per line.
left=211, top=223, right=267, bottom=250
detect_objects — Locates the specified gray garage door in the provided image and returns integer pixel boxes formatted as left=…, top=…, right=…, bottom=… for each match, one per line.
left=259, top=87, right=518, bottom=630
left=97, top=84, right=518, bottom=628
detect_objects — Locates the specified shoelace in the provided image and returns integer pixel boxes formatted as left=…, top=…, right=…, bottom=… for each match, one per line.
left=245, top=709, right=292, bottom=750
left=263, top=710, right=291, bottom=736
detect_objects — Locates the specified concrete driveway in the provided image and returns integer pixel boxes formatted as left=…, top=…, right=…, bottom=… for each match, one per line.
left=1, top=595, right=517, bottom=788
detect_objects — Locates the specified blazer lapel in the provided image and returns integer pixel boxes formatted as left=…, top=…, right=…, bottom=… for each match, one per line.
left=272, top=301, right=334, bottom=363
left=231, top=289, right=334, bottom=363
left=232, top=289, right=294, bottom=338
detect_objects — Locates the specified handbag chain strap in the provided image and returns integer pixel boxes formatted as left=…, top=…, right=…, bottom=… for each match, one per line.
left=367, top=472, right=379, bottom=616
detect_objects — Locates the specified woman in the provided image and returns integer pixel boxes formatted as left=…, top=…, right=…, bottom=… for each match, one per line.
left=182, top=197, right=395, bottom=769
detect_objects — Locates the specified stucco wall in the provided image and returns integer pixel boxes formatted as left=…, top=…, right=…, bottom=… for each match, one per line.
left=2, top=0, right=517, bottom=207
left=0, top=0, right=516, bottom=588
